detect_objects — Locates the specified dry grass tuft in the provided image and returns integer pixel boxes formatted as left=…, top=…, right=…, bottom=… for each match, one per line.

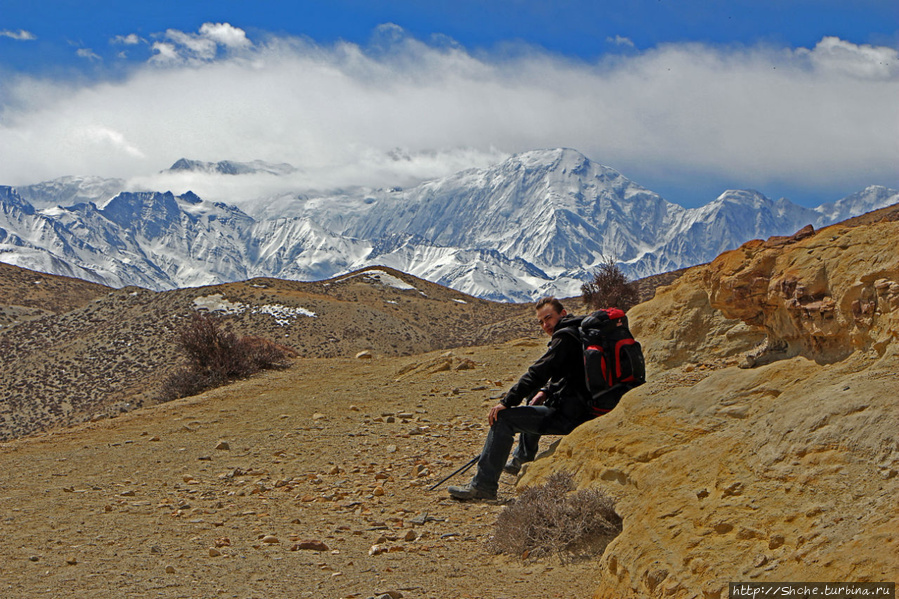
left=489, top=471, right=622, bottom=562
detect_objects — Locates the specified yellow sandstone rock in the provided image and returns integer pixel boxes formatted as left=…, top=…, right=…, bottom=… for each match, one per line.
left=523, top=220, right=899, bottom=599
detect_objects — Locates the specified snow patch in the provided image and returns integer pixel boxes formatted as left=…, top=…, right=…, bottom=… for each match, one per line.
left=193, top=294, right=316, bottom=326
left=337, top=269, right=416, bottom=291
left=193, top=294, right=244, bottom=315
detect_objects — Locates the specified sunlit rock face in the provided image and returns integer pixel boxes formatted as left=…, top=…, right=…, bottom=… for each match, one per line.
left=522, top=216, right=899, bottom=599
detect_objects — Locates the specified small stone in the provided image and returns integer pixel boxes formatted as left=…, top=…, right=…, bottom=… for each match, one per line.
left=165, top=565, right=176, bottom=574
left=149, top=436, right=161, bottom=442
left=312, top=413, right=327, bottom=420
left=261, top=535, right=279, bottom=544
left=208, top=548, right=222, bottom=557
left=355, top=350, right=373, bottom=360
left=66, top=557, right=78, bottom=565
left=29, top=556, right=40, bottom=562
left=404, top=530, right=418, bottom=542
left=215, top=441, right=230, bottom=451
left=369, top=544, right=386, bottom=556
left=292, top=540, right=329, bottom=552
left=373, top=486, right=385, bottom=497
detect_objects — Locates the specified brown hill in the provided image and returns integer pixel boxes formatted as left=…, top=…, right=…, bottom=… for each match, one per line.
left=0, top=262, right=111, bottom=329
left=0, top=266, right=533, bottom=441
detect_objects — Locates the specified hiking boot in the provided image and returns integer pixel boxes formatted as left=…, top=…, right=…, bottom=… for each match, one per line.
left=447, top=483, right=496, bottom=501
left=503, top=458, right=522, bottom=475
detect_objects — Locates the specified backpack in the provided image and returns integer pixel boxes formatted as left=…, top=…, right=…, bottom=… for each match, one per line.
left=578, top=308, right=646, bottom=415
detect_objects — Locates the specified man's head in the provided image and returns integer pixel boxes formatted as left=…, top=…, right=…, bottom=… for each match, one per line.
left=535, top=296, right=566, bottom=336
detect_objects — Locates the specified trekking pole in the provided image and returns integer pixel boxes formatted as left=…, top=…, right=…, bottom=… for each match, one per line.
left=429, top=455, right=479, bottom=491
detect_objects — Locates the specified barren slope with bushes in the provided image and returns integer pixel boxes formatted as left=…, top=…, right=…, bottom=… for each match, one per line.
left=0, top=267, right=533, bottom=441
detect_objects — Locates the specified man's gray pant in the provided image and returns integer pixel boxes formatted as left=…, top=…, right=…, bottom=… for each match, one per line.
left=470, top=405, right=580, bottom=494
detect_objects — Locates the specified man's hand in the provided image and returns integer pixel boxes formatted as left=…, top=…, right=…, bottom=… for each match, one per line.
left=488, top=403, right=506, bottom=426
left=528, top=391, right=547, bottom=406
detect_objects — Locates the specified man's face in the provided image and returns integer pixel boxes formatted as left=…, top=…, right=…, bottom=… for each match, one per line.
left=536, top=304, right=566, bottom=337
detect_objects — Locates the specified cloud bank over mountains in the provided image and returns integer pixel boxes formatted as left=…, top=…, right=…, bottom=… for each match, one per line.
left=0, top=22, right=896, bottom=207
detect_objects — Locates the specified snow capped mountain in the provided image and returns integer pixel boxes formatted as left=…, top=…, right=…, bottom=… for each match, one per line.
left=634, top=189, right=820, bottom=274
left=814, top=185, right=898, bottom=223
left=1, top=150, right=897, bottom=301
left=15, top=176, right=126, bottom=210
left=165, top=158, right=298, bottom=176
left=271, top=149, right=684, bottom=277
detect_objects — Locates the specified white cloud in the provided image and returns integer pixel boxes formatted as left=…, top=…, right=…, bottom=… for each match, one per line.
left=0, top=27, right=896, bottom=208
left=150, top=22, right=252, bottom=64
left=112, top=33, right=143, bottom=45
left=76, top=48, right=102, bottom=61
left=0, top=29, right=36, bottom=41
left=198, top=22, right=251, bottom=49
left=149, top=41, right=180, bottom=64
left=82, top=126, right=145, bottom=158
left=799, top=36, right=898, bottom=79
left=607, top=35, right=635, bottom=48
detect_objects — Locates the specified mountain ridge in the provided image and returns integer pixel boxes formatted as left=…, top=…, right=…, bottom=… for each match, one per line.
left=3, top=149, right=897, bottom=300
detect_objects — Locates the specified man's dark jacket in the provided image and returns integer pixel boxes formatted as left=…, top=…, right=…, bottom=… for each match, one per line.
left=500, top=315, right=590, bottom=422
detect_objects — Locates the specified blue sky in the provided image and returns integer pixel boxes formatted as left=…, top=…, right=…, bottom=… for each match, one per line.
left=1, top=0, right=897, bottom=208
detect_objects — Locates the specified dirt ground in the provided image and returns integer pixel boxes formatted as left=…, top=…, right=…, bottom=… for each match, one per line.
left=0, top=341, right=609, bottom=599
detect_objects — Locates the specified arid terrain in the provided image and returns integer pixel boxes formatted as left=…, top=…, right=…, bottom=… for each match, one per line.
left=0, top=343, right=610, bottom=599
left=0, top=267, right=535, bottom=441
left=0, top=203, right=897, bottom=598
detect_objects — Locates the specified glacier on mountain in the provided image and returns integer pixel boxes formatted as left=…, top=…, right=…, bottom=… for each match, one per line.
left=2, top=149, right=897, bottom=301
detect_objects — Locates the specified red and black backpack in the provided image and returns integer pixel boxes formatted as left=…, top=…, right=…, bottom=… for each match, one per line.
left=578, top=308, right=646, bottom=415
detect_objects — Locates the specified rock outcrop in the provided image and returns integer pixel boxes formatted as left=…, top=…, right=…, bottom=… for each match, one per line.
left=522, top=219, right=899, bottom=598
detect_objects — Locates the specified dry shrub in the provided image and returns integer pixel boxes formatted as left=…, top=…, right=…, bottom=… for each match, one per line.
left=489, top=471, right=622, bottom=562
left=581, top=257, right=639, bottom=312
left=160, top=312, right=296, bottom=401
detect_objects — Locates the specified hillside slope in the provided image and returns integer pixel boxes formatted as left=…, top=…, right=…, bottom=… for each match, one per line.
left=523, top=213, right=899, bottom=597
left=0, top=262, right=111, bottom=328
left=0, top=266, right=532, bottom=441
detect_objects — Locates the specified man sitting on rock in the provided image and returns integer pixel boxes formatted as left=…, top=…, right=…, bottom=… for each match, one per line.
left=448, top=296, right=593, bottom=500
